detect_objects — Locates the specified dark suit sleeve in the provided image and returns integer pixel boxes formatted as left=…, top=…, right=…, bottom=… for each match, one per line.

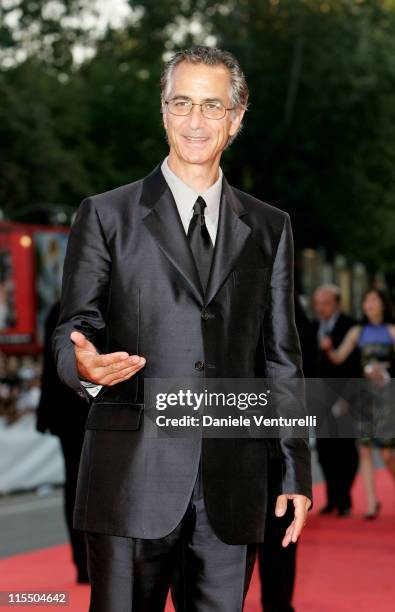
left=52, top=198, right=112, bottom=400
left=263, top=214, right=312, bottom=501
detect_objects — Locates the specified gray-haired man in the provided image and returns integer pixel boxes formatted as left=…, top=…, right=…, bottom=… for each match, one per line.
left=53, top=46, right=312, bottom=611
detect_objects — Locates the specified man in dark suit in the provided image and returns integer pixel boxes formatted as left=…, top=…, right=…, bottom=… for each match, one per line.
left=312, top=285, right=360, bottom=516
left=53, top=46, right=312, bottom=612
left=37, top=301, right=90, bottom=583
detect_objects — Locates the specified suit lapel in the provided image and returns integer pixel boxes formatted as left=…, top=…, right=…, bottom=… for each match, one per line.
left=204, top=179, right=251, bottom=306
left=140, top=166, right=251, bottom=308
left=141, top=166, right=204, bottom=306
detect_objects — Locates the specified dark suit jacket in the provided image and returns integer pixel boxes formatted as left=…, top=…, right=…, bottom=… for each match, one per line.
left=52, top=165, right=312, bottom=544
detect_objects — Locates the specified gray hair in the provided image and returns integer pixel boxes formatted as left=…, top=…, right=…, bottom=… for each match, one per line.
left=161, top=45, right=249, bottom=109
left=161, top=46, right=249, bottom=144
left=314, top=284, right=342, bottom=303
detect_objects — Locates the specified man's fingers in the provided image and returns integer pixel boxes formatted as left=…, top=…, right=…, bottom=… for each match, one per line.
left=85, top=354, right=145, bottom=375
left=290, top=497, right=306, bottom=542
left=98, top=352, right=135, bottom=367
left=282, top=519, right=295, bottom=547
left=70, top=331, right=98, bottom=353
left=275, top=494, right=288, bottom=517
left=282, top=518, right=302, bottom=547
left=101, top=362, right=146, bottom=386
left=99, top=355, right=144, bottom=373
left=290, top=515, right=305, bottom=543
left=70, top=331, right=86, bottom=346
left=108, top=370, right=140, bottom=386
left=93, top=361, right=139, bottom=383
left=103, top=368, right=140, bottom=386
left=282, top=496, right=309, bottom=547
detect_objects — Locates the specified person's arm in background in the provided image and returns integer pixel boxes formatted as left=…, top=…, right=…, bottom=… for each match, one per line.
left=320, top=326, right=360, bottom=365
left=387, top=325, right=395, bottom=343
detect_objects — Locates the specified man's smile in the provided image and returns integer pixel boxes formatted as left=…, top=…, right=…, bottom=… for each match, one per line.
left=183, top=135, right=210, bottom=144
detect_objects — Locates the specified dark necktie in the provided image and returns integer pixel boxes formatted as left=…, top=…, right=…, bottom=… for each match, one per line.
left=187, top=196, right=213, bottom=292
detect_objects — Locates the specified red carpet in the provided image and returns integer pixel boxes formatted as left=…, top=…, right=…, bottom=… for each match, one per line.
left=0, top=469, right=394, bottom=611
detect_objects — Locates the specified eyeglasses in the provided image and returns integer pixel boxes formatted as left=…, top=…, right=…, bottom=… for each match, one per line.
left=164, top=98, right=235, bottom=120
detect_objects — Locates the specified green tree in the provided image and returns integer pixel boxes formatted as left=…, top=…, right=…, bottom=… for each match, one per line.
left=1, top=0, right=395, bottom=279
left=203, top=0, right=395, bottom=274
left=0, top=0, right=95, bottom=72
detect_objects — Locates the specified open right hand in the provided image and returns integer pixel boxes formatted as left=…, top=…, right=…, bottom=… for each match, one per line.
left=71, top=331, right=146, bottom=387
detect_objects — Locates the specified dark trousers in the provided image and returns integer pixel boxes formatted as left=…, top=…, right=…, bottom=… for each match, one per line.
left=258, top=503, right=296, bottom=612
left=316, top=438, right=358, bottom=510
left=86, top=473, right=257, bottom=612
left=59, top=432, right=89, bottom=581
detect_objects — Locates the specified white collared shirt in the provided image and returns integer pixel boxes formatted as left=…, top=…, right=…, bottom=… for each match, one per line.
left=161, top=157, right=222, bottom=245
left=318, top=311, right=340, bottom=339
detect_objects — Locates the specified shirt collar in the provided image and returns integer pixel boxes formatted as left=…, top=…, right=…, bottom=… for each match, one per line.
left=160, top=157, right=222, bottom=222
left=319, top=310, right=340, bottom=334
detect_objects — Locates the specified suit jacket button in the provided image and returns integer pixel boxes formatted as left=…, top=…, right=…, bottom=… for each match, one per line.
left=201, top=311, right=210, bottom=321
left=195, top=360, right=204, bottom=371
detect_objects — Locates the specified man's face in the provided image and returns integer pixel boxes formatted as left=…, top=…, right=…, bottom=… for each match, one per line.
left=162, top=61, right=245, bottom=169
left=313, top=290, right=339, bottom=321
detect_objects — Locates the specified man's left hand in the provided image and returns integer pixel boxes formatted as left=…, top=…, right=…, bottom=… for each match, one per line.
left=275, top=494, right=311, bottom=547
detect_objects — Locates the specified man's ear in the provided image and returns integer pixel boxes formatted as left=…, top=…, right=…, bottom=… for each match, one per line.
left=161, top=101, right=168, bottom=130
left=229, top=107, right=246, bottom=137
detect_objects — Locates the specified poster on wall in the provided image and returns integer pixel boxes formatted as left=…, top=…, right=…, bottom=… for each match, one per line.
left=34, top=231, right=68, bottom=346
left=0, top=227, right=34, bottom=347
left=0, top=233, right=17, bottom=331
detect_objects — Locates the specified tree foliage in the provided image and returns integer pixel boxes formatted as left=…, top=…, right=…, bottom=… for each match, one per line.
left=0, top=0, right=394, bottom=277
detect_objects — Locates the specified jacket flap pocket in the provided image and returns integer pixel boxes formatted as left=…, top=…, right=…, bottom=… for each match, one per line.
left=85, top=402, right=144, bottom=431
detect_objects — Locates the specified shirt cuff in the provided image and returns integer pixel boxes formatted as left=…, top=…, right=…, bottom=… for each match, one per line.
left=80, top=380, right=103, bottom=398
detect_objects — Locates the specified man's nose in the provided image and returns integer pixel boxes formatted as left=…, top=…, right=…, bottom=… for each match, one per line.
left=188, top=104, right=205, bottom=129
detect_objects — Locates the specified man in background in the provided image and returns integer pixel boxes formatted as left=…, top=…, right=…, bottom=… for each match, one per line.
left=37, top=302, right=89, bottom=583
left=312, top=285, right=360, bottom=516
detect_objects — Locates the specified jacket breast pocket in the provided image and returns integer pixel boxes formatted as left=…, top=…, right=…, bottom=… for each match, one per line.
left=85, top=402, right=144, bottom=431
